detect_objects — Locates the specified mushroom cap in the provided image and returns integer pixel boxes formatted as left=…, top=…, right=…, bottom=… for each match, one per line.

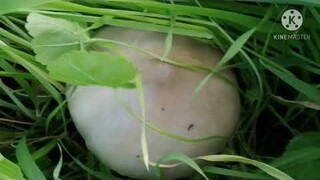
left=67, top=27, right=240, bottom=179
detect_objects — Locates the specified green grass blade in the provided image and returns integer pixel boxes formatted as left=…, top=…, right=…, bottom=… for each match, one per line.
left=260, top=59, right=320, bottom=105
left=0, top=40, right=64, bottom=103
left=203, top=166, right=270, bottom=180
left=198, top=154, right=294, bottom=180
left=0, top=79, right=34, bottom=119
left=0, top=28, right=31, bottom=48
left=156, top=153, right=209, bottom=180
left=60, top=142, right=113, bottom=180
left=53, top=144, right=63, bottom=180
left=0, top=0, right=59, bottom=15
left=16, top=137, right=47, bottom=180
left=32, top=140, right=58, bottom=161
left=215, top=27, right=257, bottom=70
left=161, top=13, right=175, bottom=61
left=0, top=153, right=25, bottom=180
left=136, top=75, right=149, bottom=171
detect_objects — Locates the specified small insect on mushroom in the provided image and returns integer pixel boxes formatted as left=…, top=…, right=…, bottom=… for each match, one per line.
left=67, top=27, right=240, bottom=180
left=187, top=123, right=194, bottom=131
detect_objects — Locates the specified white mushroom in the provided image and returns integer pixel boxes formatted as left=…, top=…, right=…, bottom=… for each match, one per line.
left=67, top=27, right=240, bottom=179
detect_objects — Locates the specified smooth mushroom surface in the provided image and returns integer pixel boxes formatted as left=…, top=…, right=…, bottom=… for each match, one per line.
left=67, top=27, right=240, bottom=179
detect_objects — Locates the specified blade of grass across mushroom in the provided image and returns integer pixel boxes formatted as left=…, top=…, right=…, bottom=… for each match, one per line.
left=193, top=27, right=259, bottom=95
left=90, top=38, right=211, bottom=73
left=153, top=160, right=272, bottom=179
left=195, top=4, right=275, bottom=125
left=137, top=2, right=172, bottom=169
left=150, top=153, right=294, bottom=180
left=215, top=4, right=275, bottom=71
left=155, top=153, right=209, bottom=180
left=135, top=75, right=149, bottom=171
left=161, top=12, right=175, bottom=61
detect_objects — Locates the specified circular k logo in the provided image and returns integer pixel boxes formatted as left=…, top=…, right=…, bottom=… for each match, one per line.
left=281, top=9, right=303, bottom=31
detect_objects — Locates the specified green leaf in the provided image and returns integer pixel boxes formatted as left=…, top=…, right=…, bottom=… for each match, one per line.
left=0, top=153, right=25, bottom=180
left=0, top=0, right=59, bottom=15
left=271, top=132, right=320, bottom=180
left=286, top=132, right=320, bottom=151
left=47, top=50, right=137, bottom=87
left=272, top=147, right=320, bottom=169
left=16, top=137, right=47, bottom=180
left=283, top=161, right=320, bottom=180
left=25, top=13, right=89, bottom=65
